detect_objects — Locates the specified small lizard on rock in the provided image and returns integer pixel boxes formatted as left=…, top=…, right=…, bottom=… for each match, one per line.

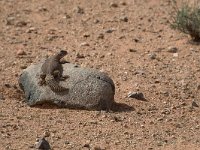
left=39, top=50, right=69, bottom=92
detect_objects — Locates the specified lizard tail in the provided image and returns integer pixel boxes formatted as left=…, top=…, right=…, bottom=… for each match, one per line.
left=45, top=75, right=68, bottom=92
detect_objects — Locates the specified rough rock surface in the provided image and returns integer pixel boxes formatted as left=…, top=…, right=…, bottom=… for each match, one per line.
left=19, top=62, right=115, bottom=110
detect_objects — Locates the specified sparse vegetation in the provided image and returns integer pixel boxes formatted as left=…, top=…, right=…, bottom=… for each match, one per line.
left=171, top=0, right=200, bottom=41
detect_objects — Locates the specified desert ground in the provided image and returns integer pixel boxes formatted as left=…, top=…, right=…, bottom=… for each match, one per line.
left=0, top=0, right=200, bottom=149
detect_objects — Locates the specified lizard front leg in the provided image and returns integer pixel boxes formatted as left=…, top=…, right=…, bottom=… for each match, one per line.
left=53, top=70, right=69, bottom=81
left=38, top=73, right=46, bottom=85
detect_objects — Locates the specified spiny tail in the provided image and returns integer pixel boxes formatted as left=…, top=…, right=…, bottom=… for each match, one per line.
left=45, top=74, right=68, bottom=92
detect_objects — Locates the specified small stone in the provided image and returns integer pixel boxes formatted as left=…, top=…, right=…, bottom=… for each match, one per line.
left=167, top=46, right=178, bottom=53
left=20, top=65, right=27, bottom=69
left=173, top=53, right=178, bottom=57
left=43, top=131, right=50, bottom=137
left=80, top=42, right=89, bottom=46
left=105, top=29, right=115, bottom=33
left=129, top=49, right=137, bottom=52
left=76, top=53, right=85, bottom=59
left=63, top=14, right=71, bottom=19
left=94, top=19, right=100, bottom=24
left=148, top=53, right=156, bottom=59
left=0, top=94, right=5, bottom=100
left=4, top=83, right=11, bottom=88
left=75, top=6, right=84, bottom=14
left=15, top=21, right=27, bottom=27
left=35, top=138, right=51, bottom=150
left=128, top=92, right=145, bottom=100
left=83, top=33, right=90, bottom=38
left=110, top=3, right=118, bottom=7
left=83, top=140, right=90, bottom=148
left=38, top=7, right=48, bottom=12
left=120, top=2, right=127, bottom=5
left=26, top=27, right=37, bottom=33
left=192, top=100, right=199, bottom=107
left=97, top=33, right=104, bottom=39
left=17, top=50, right=26, bottom=55
left=120, top=16, right=128, bottom=22
left=6, top=16, right=15, bottom=25
left=133, top=38, right=140, bottom=43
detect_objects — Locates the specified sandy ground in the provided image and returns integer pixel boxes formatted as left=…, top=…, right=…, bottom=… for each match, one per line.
left=0, top=0, right=200, bottom=149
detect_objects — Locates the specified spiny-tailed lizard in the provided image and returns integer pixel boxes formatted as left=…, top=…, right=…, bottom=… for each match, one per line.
left=39, top=50, right=69, bottom=92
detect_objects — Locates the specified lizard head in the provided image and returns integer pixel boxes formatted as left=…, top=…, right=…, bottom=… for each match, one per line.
left=56, top=50, right=68, bottom=59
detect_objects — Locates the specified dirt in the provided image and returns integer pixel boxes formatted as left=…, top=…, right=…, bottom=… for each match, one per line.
left=0, top=0, right=200, bottom=149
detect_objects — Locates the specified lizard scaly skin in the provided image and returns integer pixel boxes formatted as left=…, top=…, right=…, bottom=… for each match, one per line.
left=39, top=50, right=69, bottom=92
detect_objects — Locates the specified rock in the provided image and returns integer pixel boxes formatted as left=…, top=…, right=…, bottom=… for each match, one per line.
left=148, top=53, right=156, bottom=59
left=173, top=53, right=178, bottom=57
left=97, top=33, right=104, bottom=39
left=17, top=50, right=26, bottom=55
left=19, top=62, right=115, bottom=110
left=6, top=16, right=15, bottom=25
left=120, top=16, right=128, bottom=22
left=76, top=53, right=85, bottom=58
left=110, top=3, right=118, bottom=8
left=129, top=49, right=137, bottom=52
left=120, top=2, right=127, bottom=5
left=35, top=137, right=51, bottom=150
left=128, top=92, right=145, bottom=100
left=167, top=46, right=178, bottom=53
left=75, top=6, right=84, bottom=14
left=15, top=21, right=27, bottom=27
left=80, top=42, right=89, bottom=46
left=26, top=27, right=37, bottom=33
left=192, top=100, right=199, bottom=107
left=105, top=29, right=115, bottom=33
left=0, top=94, right=5, bottom=100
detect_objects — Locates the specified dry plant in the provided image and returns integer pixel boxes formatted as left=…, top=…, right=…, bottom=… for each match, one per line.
left=171, top=0, right=200, bottom=41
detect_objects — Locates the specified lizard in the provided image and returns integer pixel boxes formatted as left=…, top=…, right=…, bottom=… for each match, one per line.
left=38, top=50, right=69, bottom=92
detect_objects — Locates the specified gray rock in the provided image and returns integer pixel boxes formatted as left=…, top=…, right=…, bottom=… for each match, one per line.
left=128, top=91, right=145, bottom=100
left=167, top=46, right=178, bottom=53
left=35, top=137, right=51, bottom=150
left=192, top=100, right=199, bottom=107
left=19, top=62, right=115, bottom=110
left=148, top=53, right=156, bottom=59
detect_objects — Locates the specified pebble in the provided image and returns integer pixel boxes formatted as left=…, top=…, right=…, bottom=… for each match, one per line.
left=6, top=16, right=15, bottom=25
left=173, top=53, right=178, bottom=57
left=75, top=6, right=84, bottom=14
left=148, top=53, right=156, bottom=59
left=0, top=94, right=5, bottom=100
left=15, top=21, right=27, bottom=27
left=97, top=33, right=104, bottom=39
left=105, top=29, right=115, bottom=33
left=110, top=2, right=118, bottom=7
left=167, top=46, right=178, bottom=53
left=35, top=137, right=51, bottom=150
left=43, top=131, right=50, bottom=137
left=192, top=100, right=199, bottom=107
left=129, top=49, right=137, bottom=52
left=80, top=42, right=89, bottom=46
left=120, top=2, right=127, bottom=5
left=17, top=50, right=26, bottom=55
left=26, top=27, right=37, bottom=33
left=20, top=65, right=27, bottom=69
left=120, top=16, right=128, bottom=22
left=128, top=91, right=145, bottom=100
left=4, top=83, right=11, bottom=88
left=76, top=53, right=85, bottom=58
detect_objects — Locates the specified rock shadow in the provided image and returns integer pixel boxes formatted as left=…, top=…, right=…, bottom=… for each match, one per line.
left=111, top=102, right=135, bottom=112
